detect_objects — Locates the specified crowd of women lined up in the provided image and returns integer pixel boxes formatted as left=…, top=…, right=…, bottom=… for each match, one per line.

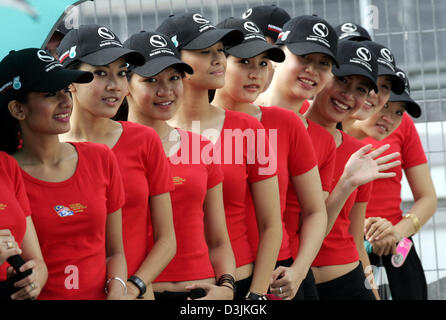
left=0, top=4, right=437, bottom=301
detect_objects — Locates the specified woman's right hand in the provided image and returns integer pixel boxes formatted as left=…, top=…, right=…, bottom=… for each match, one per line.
left=0, top=229, right=22, bottom=266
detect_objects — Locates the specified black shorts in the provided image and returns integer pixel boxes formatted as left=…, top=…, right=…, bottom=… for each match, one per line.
left=316, top=262, right=376, bottom=300
left=368, top=237, right=427, bottom=300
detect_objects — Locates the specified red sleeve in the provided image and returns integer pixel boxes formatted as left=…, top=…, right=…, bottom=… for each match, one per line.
left=104, top=147, right=126, bottom=214
left=355, top=181, right=373, bottom=203
left=246, top=118, right=277, bottom=183
left=288, top=113, right=317, bottom=177
left=401, top=115, right=427, bottom=169
left=6, top=153, right=32, bottom=217
left=146, top=132, right=175, bottom=196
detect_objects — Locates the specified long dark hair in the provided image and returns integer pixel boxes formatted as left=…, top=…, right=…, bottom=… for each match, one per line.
left=0, top=93, right=27, bottom=155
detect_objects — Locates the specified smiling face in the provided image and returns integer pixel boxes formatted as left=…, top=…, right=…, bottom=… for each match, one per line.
left=14, top=89, right=73, bottom=136
left=70, top=58, right=129, bottom=118
left=274, top=47, right=333, bottom=101
left=352, top=75, right=393, bottom=120
left=218, top=54, right=269, bottom=104
left=352, top=100, right=406, bottom=140
left=312, top=74, right=372, bottom=125
left=127, top=67, right=184, bottom=122
left=180, top=42, right=227, bottom=90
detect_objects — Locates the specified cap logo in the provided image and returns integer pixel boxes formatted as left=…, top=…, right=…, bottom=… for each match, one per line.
left=356, top=47, right=372, bottom=62
left=380, top=48, right=394, bottom=62
left=396, top=71, right=406, bottom=79
left=341, top=23, right=357, bottom=33
left=242, top=8, right=252, bottom=19
left=37, top=50, right=55, bottom=62
left=193, top=14, right=209, bottom=24
left=12, top=76, right=21, bottom=90
left=171, top=35, right=179, bottom=47
left=313, top=23, right=329, bottom=37
left=98, top=27, right=115, bottom=40
left=278, top=30, right=290, bottom=41
left=244, top=21, right=260, bottom=33
left=150, top=35, right=168, bottom=48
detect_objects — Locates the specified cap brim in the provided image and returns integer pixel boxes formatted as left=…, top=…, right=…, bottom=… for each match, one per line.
left=389, top=91, right=421, bottom=118
left=286, top=41, right=339, bottom=67
left=133, top=56, right=193, bottom=77
left=183, top=29, right=243, bottom=50
left=33, top=68, right=93, bottom=92
left=332, top=64, right=378, bottom=92
left=377, top=64, right=405, bottom=95
left=226, top=40, right=285, bottom=62
left=80, top=47, right=145, bottom=67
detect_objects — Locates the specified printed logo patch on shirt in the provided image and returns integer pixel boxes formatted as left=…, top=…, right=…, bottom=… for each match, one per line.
left=172, top=176, right=186, bottom=185
left=0, top=203, right=7, bottom=210
left=54, top=205, right=74, bottom=217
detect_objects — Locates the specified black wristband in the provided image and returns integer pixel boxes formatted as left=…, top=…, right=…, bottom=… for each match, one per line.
left=128, top=275, right=147, bottom=299
left=217, top=274, right=236, bottom=295
left=245, top=291, right=267, bottom=300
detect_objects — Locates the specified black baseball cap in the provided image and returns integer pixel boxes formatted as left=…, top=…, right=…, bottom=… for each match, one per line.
left=276, top=15, right=339, bottom=67
left=388, top=67, right=421, bottom=118
left=123, top=31, right=193, bottom=77
left=361, top=40, right=405, bottom=94
left=335, top=22, right=372, bottom=41
left=216, top=18, right=285, bottom=62
left=56, top=24, right=145, bottom=68
left=241, top=5, right=291, bottom=42
left=155, top=13, right=243, bottom=50
left=0, top=48, right=93, bottom=106
left=332, top=40, right=378, bottom=92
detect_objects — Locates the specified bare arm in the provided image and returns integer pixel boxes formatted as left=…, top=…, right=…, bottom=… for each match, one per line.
left=105, top=209, right=128, bottom=300
left=9, top=217, right=48, bottom=300
left=127, top=192, right=176, bottom=300
left=270, top=166, right=327, bottom=299
left=349, top=202, right=380, bottom=300
left=249, top=176, right=282, bottom=295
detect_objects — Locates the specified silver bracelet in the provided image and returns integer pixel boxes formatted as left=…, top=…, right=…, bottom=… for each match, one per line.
left=105, top=277, right=127, bottom=296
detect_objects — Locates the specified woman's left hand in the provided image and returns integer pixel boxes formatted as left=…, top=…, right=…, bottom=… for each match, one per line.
left=269, top=266, right=305, bottom=300
left=185, top=283, right=234, bottom=300
left=7, top=259, right=41, bottom=300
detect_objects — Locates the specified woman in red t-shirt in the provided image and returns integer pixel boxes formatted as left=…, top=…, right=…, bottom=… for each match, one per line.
left=212, top=17, right=327, bottom=300
left=305, top=40, right=402, bottom=300
left=117, top=30, right=236, bottom=300
left=157, top=13, right=283, bottom=300
left=57, top=25, right=177, bottom=300
left=348, top=67, right=436, bottom=300
left=0, top=152, right=47, bottom=300
left=0, top=48, right=127, bottom=300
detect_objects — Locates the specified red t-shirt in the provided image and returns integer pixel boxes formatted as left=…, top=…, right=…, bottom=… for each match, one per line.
left=112, top=121, right=174, bottom=276
left=0, top=152, right=32, bottom=281
left=216, top=110, right=277, bottom=267
left=155, top=129, right=224, bottom=282
left=22, top=142, right=125, bottom=300
left=285, top=118, right=336, bottom=258
left=245, top=106, right=317, bottom=261
left=313, top=131, right=372, bottom=266
left=364, top=113, right=427, bottom=225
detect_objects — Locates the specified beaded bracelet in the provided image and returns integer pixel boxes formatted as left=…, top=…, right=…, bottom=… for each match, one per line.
left=217, top=274, right=236, bottom=294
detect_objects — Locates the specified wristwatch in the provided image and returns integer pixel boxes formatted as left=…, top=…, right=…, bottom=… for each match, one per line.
left=128, top=275, right=147, bottom=299
left=245, top=291, right=267, bottom=300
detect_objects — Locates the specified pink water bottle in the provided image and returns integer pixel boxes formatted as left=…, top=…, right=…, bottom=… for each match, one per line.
left=391, top=237, right=413, bottom=267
